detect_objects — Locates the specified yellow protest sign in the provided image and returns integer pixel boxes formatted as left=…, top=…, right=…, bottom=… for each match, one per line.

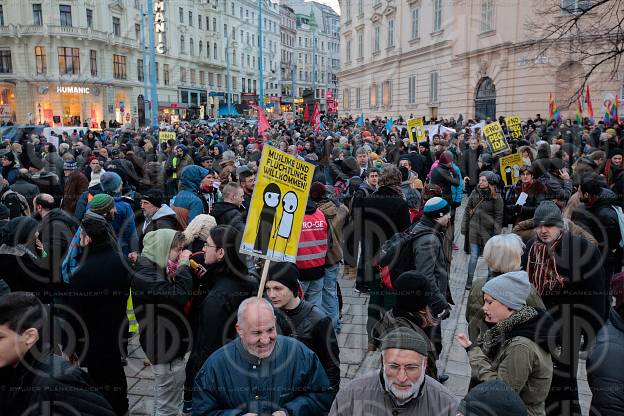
left=483, top=121, right=510, bottom=155
left=499, top=153, right=523, bottom=186
left=159, top=131, right=176, bottom=142
left=240, top=146, right=315, bottom=263
left=407, top=117, right=426, bottom=143
left=504, top=116, right=523, bottom=140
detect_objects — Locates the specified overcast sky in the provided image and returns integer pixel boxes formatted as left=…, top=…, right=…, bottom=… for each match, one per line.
left=316, top=0, right=340, bottom=14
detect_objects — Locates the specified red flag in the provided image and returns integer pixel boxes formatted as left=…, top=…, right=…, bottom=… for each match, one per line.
left=311, top=102, right=321, bottom=133
left=255, top=105, right=270, bottom=134
left=303, top=102, right=310, bottom=121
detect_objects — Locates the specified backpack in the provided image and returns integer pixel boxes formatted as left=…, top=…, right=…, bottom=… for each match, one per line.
left=376, top=225, right=431, bottom=289
left=1, top=190, right=30, bottom=219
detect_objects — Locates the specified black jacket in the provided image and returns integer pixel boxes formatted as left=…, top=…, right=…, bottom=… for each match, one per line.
left=137, top=205, right=180, bottom=249
left=461, top=147, right=483, bottom=187
left=130, top=257, right=193, bottom=364
left=211, top=201, right=245, bottom=232
left=278, top=300, right=341, bottom=391
left=430, top=164, right=460, bottom=204
left=0, top=348, right=115, bottom=415
left=37, top=209, right=79, bottom=286
left=9, top=178, right=40, bottom=208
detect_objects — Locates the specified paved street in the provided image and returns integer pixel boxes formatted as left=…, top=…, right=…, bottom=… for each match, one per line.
left=124, top=206, right=592, bottom=415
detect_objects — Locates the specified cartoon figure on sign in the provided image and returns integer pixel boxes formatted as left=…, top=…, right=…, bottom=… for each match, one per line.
left=272, top=191, right=298, bottom=257
left=254, top=183, right=282, bottom=254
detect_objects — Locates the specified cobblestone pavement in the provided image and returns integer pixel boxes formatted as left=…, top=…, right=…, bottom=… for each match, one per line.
left=125, top=206, right=592, bottom=415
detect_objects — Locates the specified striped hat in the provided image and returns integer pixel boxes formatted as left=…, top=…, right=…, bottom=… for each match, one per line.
left=423, top=197, right=450, bottom=219
left=63, top=160, right=77, bottom=171
left=89, top=194, right=115, bottom=215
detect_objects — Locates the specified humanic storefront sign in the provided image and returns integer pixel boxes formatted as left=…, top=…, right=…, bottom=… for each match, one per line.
left=154, top=0, right=166, bottom=54
left=57, top=85, right=90, bottom=94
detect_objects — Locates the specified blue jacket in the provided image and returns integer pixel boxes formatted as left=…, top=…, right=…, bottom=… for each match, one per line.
left=171, top=165, right=208, bottom=223
left=451, top=162, right=463, bottom=206
left=193, top=336, right=333, bottom=416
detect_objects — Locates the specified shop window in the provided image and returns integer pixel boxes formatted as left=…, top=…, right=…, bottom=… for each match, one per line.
left=60, top=5, right=72, bottom=27
left=383, top=80, right=392, bottom=106
left=113, top=54, right=127, bottom=80
left=33, top=4, right=43, bottom=26
left=163, top=64, right=170, bottom=85
left=0, top=50, right=12, bottom=74
left=35, top=46, right=46, bottom=74
left=58, top=47, right=79, bottom=75
left=90, top=50, right=97, bottom=76
left=181, top=91, right=189, bottom=104
left=137, top=59, right=144, bottom=82
left=112, top=17, right=120, bottom=36
left=86, top=8, right=93, bottom=29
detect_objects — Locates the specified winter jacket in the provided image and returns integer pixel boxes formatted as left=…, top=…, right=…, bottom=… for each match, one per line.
left=538, top=172, right=573, bottom=205
left=277, top=300, right=341, bottom=391
left=329, top=372, right=458, bottom=415
left=430, top=164, right=460, bottom=205
left=130, top=229, right=193, bottom=364
left=297, top=205, right=328, bottom=280
left=166, top=153, right=194, bottom=180
left=468, top=307, right=554, bottom=416
left=45, top=151, right=64, bottom=178
left=587, top=308, right=624, bottom=416
left=465, top=271, right=545, bottom=342
left=512, top=218, right=597, bottom=245
left=0, top=244, right=53, bottom=302
left=450, top=163, right=463, bottom=206
left=193, top=336, right=334, bottom=416
left=9, top=177, right=40, bottom=207
left=37, top=208, right=79, bottom=286
left=1, top=164, right=18, bottom=185
left=461, top=188, right=503, bottom=248
left=172, top=165, right=208, bottom=223
left=317, top=199, right=349, bottom=266
left=400, top=180, right=421, bottom=209
left=31, top=171, right=63, bottom=205
left=513, top=180, right=547, bottom=223
left=61, top=171, right=89, bottom=215
left=0, top=348, right=115, bottom=416
left=461, top=147, right=483, bottom=187
left=137, top=204, right=179, bottom=249
left=411, top=216, right=452, bottom=315
left=211, top=201, right=245, bottom=232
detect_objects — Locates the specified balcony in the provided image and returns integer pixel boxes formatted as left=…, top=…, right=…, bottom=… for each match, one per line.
left=0, top=24, right=137, bottom=49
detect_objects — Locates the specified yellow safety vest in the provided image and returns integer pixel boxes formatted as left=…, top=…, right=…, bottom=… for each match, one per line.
left=127, top=293, right=139, bottom=333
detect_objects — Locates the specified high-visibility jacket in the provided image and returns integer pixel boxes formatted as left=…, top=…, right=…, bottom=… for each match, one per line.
left=296, top=208, right=328, bottom=270
left=127, top=293, right=139, bottom=333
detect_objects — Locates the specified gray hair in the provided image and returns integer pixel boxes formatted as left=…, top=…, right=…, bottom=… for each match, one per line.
left=483, top=234, right=525, bottom=273
left=237, top=297, right=275, bottom=325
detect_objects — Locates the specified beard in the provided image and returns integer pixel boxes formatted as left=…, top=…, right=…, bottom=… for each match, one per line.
left=382, top=367, right=426, bottom=405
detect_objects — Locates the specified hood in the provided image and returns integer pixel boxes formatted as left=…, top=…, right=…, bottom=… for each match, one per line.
left=180, top=165, right=209, bottom=192
left=211, top=201, right=240, bottom=218
left=152, top=204, right=177, bottom=221
left=141, top=228, right=177, bottom=268
left=318, top=201, right=337, bottom=218
left=594, top=187, right=620, bottom=207
left=42, top=208, right=78, bottom=230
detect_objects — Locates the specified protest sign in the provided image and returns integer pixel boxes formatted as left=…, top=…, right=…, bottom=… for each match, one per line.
left=504, top=116, right=523, bottom=140
left=241, top=146, right=314, bottom=264
left=499, top=153, right=523, bottom=186
left=483, top=121, right=510, bottom=155
left=407, top=117, right=426, bottom=143
left=159, top=131, right=176, bottom=142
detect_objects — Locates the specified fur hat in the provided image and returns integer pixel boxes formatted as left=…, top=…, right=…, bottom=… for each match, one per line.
left=183, top=214, right=217, bottom=245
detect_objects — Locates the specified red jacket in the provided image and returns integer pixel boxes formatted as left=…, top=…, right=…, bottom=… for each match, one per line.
left=296, top=208, right=328, bottom=276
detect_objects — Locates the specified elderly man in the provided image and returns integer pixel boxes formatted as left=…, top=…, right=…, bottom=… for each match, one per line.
left=193, top=297, right=334, bottom=416
left=329, top=327, right=458, bottom=415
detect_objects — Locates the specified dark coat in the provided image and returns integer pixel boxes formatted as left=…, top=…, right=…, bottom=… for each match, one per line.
left=0, top=244, right=54, bottom=302
left=587, top=308, right=624, bottom=416
left=430, top=164, right=460, bottom=204
left=513, top=180, right=547, bottom=223
left=211, top=201, right=245, bottom=232
left=461, top=147, right=483, bottom=187
left=137, top=205, right=179, bottom=249
left=461, top=189, right=503, bottom=248
left=37, top=208, right=79, bottom=286
left=0, top=348, right=115, bottom=415
left=9, top=178, right=40, bottom=208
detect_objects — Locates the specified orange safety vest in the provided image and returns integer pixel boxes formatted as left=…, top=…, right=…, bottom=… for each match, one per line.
left=296, top=209, right=328, bottom=270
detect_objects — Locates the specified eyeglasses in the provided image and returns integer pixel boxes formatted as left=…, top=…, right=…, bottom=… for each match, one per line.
left=203, top=243, right=218, bottom=249
left=384, top=363, right=423, bottom=377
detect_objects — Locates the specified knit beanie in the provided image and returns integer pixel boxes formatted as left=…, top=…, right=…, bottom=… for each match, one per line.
left=309, top=181, right=327, bottom=202
left=482, top=271, right=530, bottom=311
left=608, top=147, right=624, bottom=159
left=439, top=150, right=453, bottom=165
left=141, top=189, right=164, bottom=208
left=393, top=271, right=432, bottom=312
left=479, top=170, right=498, bottom=185
left=423, top=197, right=450, bottom=219
left=380, top=327, right=428, bottom=356
left=533, top=200, right=563, bottom=227
left=459, top=380, right=527, bottom=416
left=268, top=262, right=301, bottom=297
left=183, top=214, right=217, bottom=245
left=63, top=160, right=77, bottom=171
left=100, top=172, right=122, bottom=194
left=89, top=194, right=115, bottom=215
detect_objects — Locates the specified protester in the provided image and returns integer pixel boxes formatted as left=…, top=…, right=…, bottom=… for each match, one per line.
left=0, top=151, right=19, bottom=184
left=171, top=165, right=209, bottom=226
left=513, top=165, right=546, bottom=223
left=457, top=380, right=528, bottom=416
left=137, top=189, right=179, bottom=249
left=210, top=182, right=246, bottom=232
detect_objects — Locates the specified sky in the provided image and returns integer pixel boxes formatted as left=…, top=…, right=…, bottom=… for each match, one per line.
left=315, top=0, right=341, bottom=14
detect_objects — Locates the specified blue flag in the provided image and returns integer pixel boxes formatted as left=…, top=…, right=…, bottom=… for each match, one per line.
left=385, top=117, right=394, bottom=131
left=357, top=113, right=364, bottom=127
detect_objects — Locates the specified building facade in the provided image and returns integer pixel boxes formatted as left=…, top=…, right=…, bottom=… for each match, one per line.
left=279, top=4, right=297, bottom=112
left=0, top=0, right=282, bottom=126
left=338, top=0, right=624, bottom=120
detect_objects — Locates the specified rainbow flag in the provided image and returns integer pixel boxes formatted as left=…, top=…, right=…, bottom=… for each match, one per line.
left=585, top=86, right=595, bottom=125
left=548, top=93, right=561, bottom=122
left=575, top=95, right=583, bottom=125
left=611, top=95, right=620, bottom=124
left=603, top=98, right=611, bottom=124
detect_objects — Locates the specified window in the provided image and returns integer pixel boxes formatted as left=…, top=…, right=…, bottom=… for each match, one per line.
left=90, top=50, right=97, bottom=76
left=86, top=8, right=93, bottom=29
left=199, top=14, right=202, bottom=29
left=163, top=64, right=170, bottom=85
left=180, top=35, right=185, bottom=53
left=356, top=87, right=361, bottom=108
left=224, top=23, right=227, bottom=36
left=200, top=70, right=205, bottom=85
left=429, top=71, right=439, bottom=102
left=189, top=11, right=193, bottom=26
left=373, top=26, right=380, bottom=53
left=383, top=80, right=392, bottom=106
left=217, top=74, right=222, bottom=88
left=155, top=62, right=159, bottom=82
left=112, top=17, right=120, bottom=36
left=345, top=0, right=351, bottom=20
left=206, top=16, right=210, bottom=30
left=387, top=20, right=394, bottom=48
left=209, top=72, right=214, bottom=86
left=58, top=47, right=79, bottom=74
left=0, top=5, right=3, bottom=26
left=60, top=5, right=72, bottom=27
left=370, top=82, right=377, bottom=107
left=561, top=0, right=592, bottom=14
left=481, top=0, right=494, bottom=32
left=0, top=50, right=11, bottom=73
left=411, top=8, right=419, bottom=39
left=408, top=75, right=416, bottom=104
left=357, top=31, right=363, bottom=58
left=207, top=42, right=211, bottom=58
left=179, top=7, right=184, bottom=23
left=343, top=88, right=350, bottom=111
left=33, top=4, right=43, bottom=26
left=113, top=54, right=127, bottom=79
left=135, top=24, right=141, bottom=41
left=213, top=18, right=216, bottom=30
left=433, top=0, right=442, bottom=32
left=346, top=40, right=351, bottom=62
left=358, top=0, right=363, bottom=15
left=190, top=38, right=194, bottom=56
left=180, top=67, right=186, bottom=83
left=199, top=40, right=203, bottom=56
left=213, top=43, right=217, bottom=59
left=137, top=59, right=144, bottom=81
left=190, top=69, right=196, bottom=84
left=35, top=46, right=46, bottom=74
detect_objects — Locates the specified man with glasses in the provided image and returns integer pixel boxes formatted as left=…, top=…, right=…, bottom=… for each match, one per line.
left=329, top=327, right=458, bottom=415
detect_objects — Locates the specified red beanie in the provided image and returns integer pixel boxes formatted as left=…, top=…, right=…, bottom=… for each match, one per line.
left=439, top=151, right=453, bottom=165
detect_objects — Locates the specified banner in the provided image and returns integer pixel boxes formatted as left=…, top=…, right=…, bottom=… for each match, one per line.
left=240, top=146, right=314, bottom=263
left=504, top=116, right=522, bottom=140
left=159, top=131, right=176, bottom=142
left=407, top=117, right=426, bottom=143
left=483, top=121, right=510, bottom=155
left=499, top=153, right=522, bottom=186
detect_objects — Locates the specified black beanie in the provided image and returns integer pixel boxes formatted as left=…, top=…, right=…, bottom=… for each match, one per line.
left=459, top=380, right=527, bottom=416
left=267, top=262, right=301, bottom=297
left=141, top=189, right=164, bottom=208
left=394, top=271, right=432, bottom=312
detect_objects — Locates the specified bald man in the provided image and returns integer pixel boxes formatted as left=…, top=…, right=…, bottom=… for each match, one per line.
left=192, top=297, right=334, bottom=416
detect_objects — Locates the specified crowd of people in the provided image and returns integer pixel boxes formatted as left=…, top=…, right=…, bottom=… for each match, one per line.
left=0, top=112, right=622, bottom=416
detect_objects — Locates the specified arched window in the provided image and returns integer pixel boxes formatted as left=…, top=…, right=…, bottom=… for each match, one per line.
left=475, top=77, right=496, bottom=120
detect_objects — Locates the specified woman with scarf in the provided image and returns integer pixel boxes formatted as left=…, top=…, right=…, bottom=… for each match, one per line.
left=513, top=165, right=546, bottom=224
left=456, top=272, right=555, bottom=416
left=461, top=171, right=503, bottom=290
left=603, top=148, right=623, bottom=189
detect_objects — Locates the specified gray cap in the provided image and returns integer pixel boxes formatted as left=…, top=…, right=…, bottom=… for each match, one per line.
left=533, top=200, right=563, bottom=228
left=482, top=271, right=530, bottom=311
left=380, top=327, right=428, bottom=356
